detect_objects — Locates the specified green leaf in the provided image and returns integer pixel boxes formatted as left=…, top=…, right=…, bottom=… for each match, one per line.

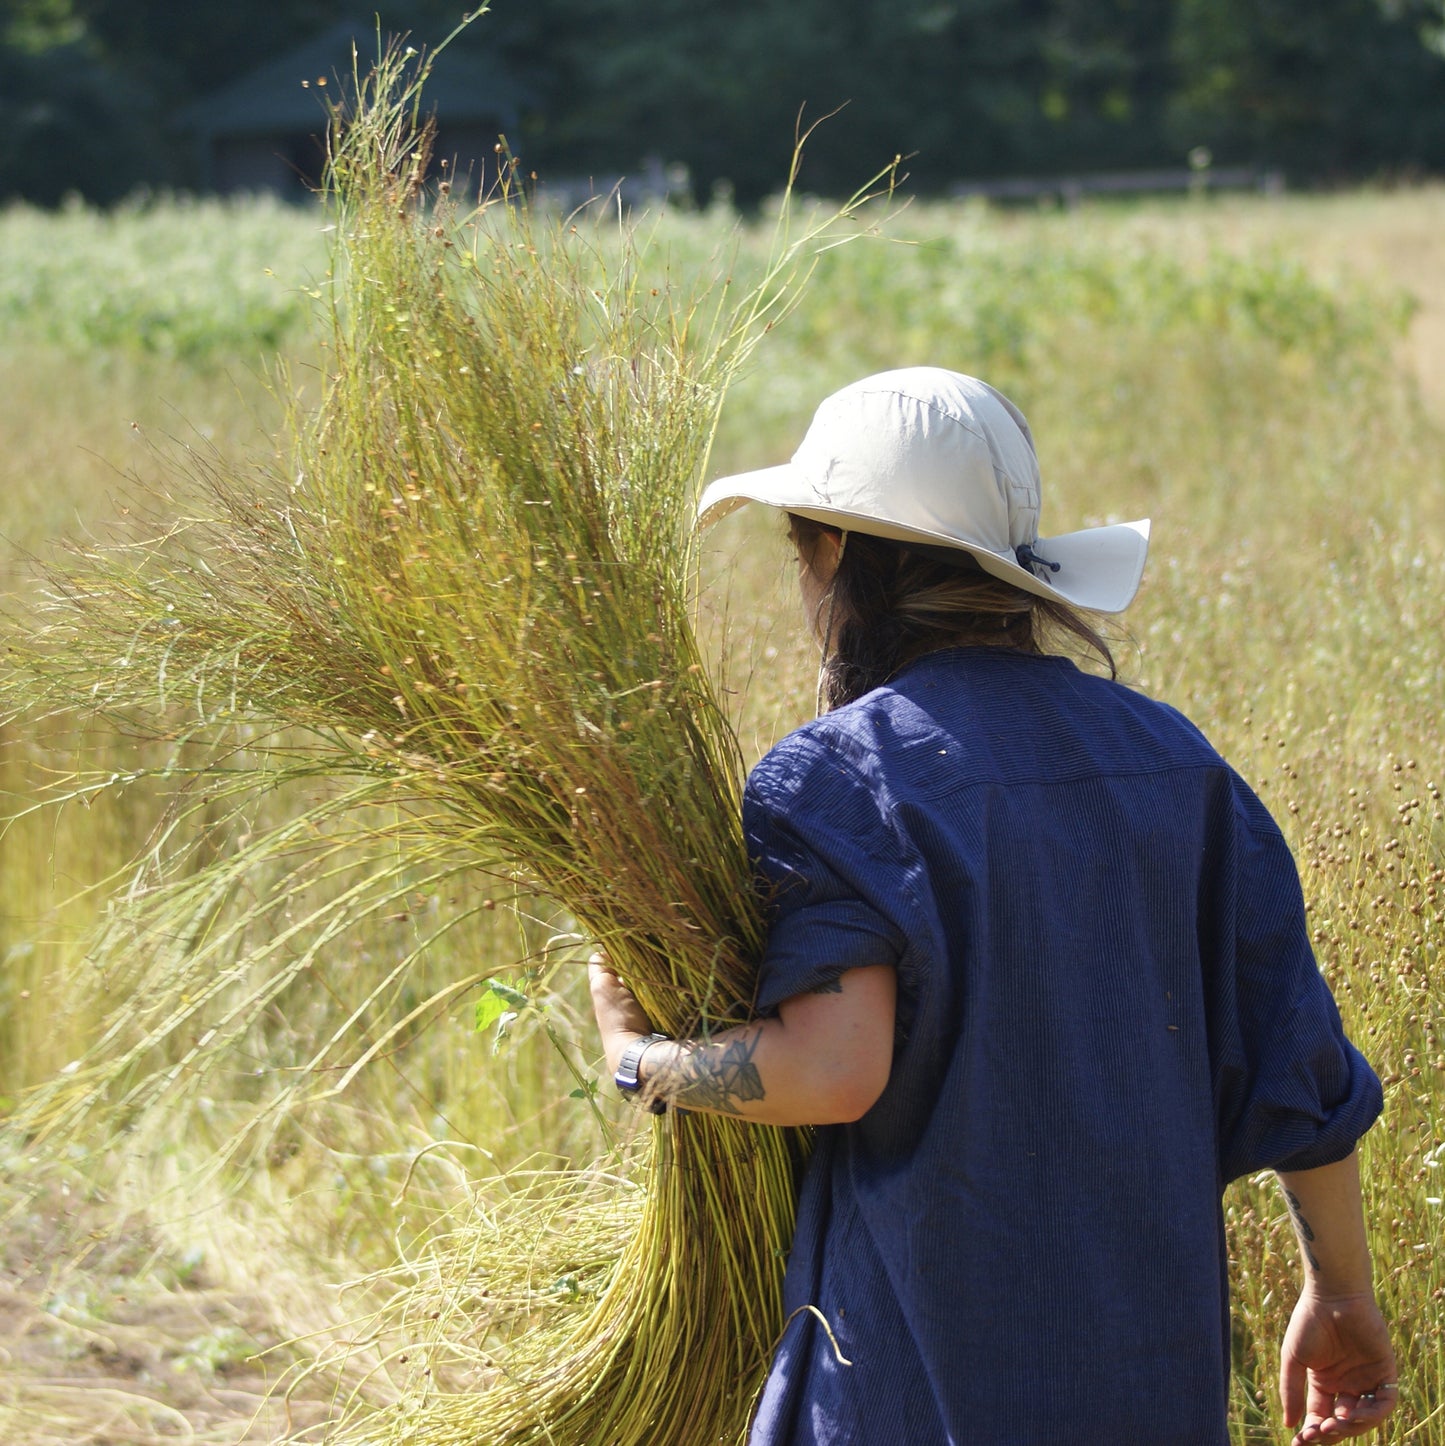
left=473, top=977, right=530, bottom=1032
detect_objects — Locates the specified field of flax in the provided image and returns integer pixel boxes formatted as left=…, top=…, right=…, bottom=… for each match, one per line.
left=0, top=184, right=1442, bottom=1444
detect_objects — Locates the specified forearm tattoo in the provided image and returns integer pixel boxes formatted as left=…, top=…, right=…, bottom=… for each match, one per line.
left=645, top=1031, right=767, bottom=1115
left=1282, top=1186, right=1322, bottom=1272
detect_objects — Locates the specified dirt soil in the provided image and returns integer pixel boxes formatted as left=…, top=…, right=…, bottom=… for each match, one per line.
left=0, top=1186, right=337, bottom=1445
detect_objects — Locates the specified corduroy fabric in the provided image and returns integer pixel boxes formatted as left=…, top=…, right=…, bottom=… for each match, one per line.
left=743, top=648, right=1382, bottom=1446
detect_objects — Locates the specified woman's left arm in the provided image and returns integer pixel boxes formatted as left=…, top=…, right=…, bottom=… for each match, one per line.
left=589, top=957, right=896, bottom=1126
left=1275, top=1151, right=1398, bottom=1444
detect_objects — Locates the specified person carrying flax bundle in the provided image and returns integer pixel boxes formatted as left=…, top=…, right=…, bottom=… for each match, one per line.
left=591, top=367, right=1398, bottom=1446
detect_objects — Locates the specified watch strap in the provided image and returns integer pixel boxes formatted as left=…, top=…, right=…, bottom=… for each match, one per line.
left=615, top=1032, right=669, bottom=1114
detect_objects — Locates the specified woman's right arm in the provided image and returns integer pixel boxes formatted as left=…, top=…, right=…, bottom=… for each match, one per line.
left=590, top=957, right=896, bottom=1127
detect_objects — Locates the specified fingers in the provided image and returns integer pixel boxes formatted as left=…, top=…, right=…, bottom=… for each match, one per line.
left=588, top=957, right=626, bottom=1013
left=587, top=952, right=656, bottom=1046
left=588, top=953, right=623, bottom=995
left=1281, top=1349, right=1307, bottom=1430
left=1329, top=1384, right=1399, bottom=1433
left=1292, top=1384, right=1400, bottom=1443
left=588, top=957, right=634, bottom=1009
left=1307, top=1376, right=1340, bottom=1423
left=1294, top=1376, right=1342, bottom=1444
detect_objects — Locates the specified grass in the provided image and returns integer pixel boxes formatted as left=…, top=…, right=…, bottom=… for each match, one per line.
left=0, top=179, right=1443, bottom=1443
left=2, top=62, right=907, bottom=1446
left=0, top=196, right=324, bottom=364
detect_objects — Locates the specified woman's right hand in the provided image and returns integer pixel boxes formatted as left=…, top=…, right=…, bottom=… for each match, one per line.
left=588, top=953, right=655, bottom=1079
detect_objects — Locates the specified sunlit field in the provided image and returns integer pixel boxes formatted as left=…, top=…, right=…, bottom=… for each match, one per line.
left=1, top=184, right=1442, bottom=1444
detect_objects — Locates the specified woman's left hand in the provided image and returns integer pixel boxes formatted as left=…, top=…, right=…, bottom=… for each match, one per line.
left=588, top=953, right=655, bottom=1077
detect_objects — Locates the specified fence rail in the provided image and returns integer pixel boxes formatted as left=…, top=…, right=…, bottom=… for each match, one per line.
left=947, top=166, right=1284, bottom=204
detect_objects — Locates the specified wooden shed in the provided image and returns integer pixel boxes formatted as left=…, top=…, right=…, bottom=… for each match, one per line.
left=179, top=22, right=528, bottom=199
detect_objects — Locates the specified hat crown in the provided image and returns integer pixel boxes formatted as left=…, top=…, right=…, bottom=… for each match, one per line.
left=791, top=368, right=1042, bottom=551
left=694, top=365, right=1150, bottom=614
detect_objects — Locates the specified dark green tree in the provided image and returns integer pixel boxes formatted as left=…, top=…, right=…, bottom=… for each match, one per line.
left=3, top=0, right=1445, bottom=204
left=1169, top=0, right=1445, bottom=172
left=0, top=0, right=556, bottom=200
left=0, top=0, right=162, bottom=202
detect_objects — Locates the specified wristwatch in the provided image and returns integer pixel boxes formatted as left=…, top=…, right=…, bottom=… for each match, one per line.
left=615, top=1032, right=669, bottom=1114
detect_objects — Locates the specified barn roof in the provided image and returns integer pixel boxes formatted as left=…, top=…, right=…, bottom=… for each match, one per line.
left=179, top=20, right=528, bottom=138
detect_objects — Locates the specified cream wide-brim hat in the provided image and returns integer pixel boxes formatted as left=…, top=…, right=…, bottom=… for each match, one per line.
left=697, top=367, right=1150, bottom=614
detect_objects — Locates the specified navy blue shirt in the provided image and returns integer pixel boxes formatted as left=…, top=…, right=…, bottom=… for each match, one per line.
left=743, top=648, right=1382, bottom=1446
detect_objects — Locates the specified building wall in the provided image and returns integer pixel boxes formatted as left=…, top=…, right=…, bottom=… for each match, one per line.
left=213, top=132, right=327, bottom=197
left=207, top=122, right=504, bottom=199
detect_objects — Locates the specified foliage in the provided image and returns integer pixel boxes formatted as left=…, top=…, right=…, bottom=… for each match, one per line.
left=769, top=220, right=1409, bottom=391
left=1168, top=0, right=1445, bottom=175
left=0, top=32, right=160, bottom=205
left=551, top=0, right=1178, bottom=200
left=437, top=0, right=1445, bottom=201
left=0, top=195, right=324, bottom=360
left=0, top=45, right=899, bottom=1446
left=1, top=177, right=1443, bottom=1441
left=4, top=1, right=1445, bottom=205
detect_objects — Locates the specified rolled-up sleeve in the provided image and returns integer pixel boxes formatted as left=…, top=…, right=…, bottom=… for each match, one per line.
left=1207, top=774, right=1383, bottom=1183
left=743, top=731, right=913, bottom=1015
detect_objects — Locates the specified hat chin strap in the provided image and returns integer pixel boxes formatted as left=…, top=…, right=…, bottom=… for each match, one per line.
left=814, top=530, right=849, bottom=716
left=1014, top=541, right=1061, bottom=578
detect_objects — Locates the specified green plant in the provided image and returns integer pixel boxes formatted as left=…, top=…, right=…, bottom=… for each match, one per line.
left=0, top=30, right=899, bottom=1445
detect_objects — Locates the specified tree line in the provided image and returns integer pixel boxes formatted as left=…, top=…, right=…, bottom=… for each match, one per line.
left=3, top=0, right=1445, bottom=205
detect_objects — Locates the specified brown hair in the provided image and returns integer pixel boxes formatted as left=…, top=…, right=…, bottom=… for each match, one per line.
left=789, top=515, right=1116, bottom=711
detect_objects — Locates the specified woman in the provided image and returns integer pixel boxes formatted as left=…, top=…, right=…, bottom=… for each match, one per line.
left=590, top=368, right=1396, bottom=1446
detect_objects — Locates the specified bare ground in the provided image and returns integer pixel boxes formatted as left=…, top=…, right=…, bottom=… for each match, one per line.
left=0, top=1188, right=338, bottom=1446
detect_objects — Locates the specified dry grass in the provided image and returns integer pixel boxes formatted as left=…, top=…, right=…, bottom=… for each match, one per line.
left=1133, top=186, right=1445, bottom=420
left=0, top=179, right=1442, bottom=1443
left=2, top=51, right=905, bottom=1446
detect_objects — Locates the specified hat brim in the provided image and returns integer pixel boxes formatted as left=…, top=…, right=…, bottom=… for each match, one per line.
left=697, top=468, right=1149, bottom=614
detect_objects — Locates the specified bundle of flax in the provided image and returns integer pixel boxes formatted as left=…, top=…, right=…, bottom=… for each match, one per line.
left=4, top=44, right=893, bottom=1446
